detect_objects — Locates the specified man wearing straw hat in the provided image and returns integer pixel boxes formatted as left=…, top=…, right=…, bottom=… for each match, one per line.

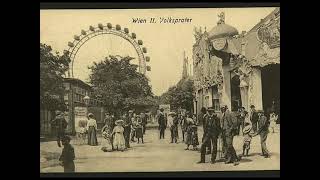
left=255, top=110, right=270, bottom=158
left=197, top=107, right=221, bottom=164
left=51, top=110, right=68, bottom=147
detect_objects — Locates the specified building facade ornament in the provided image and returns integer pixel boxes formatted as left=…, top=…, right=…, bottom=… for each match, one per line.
left=257, top=12, right=280, bottom=49
left=251, top=42, right=280, bottom=67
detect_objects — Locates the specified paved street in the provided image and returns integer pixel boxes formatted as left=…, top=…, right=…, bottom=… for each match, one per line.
left=40, top=125, right=280, bottom=172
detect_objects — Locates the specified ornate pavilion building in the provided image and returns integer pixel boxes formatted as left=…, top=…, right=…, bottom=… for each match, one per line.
left=193, top=8, right=280, bottom=118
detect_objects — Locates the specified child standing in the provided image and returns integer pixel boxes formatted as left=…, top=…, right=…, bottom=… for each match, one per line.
left=269, top=112, right=278, bottom=133
left=59, top=136, right=75, bottom=172
left=112, top=120, right=126, bottom=151
left=101, top=124, right=113, bottom=152
left=135, top=117, right=144, bottom=144
left=242, top=121, right=255, bottom=157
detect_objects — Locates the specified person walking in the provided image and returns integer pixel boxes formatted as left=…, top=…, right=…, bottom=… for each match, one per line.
left=180, top=112, right=188, bottom=142
left=135, top=115, right=144, bottom=144
left=221, top=105, right=240, bottom=165
left=131, top=114, right=137, bottom=142
left=197, top=107, right=221, bottom=164
left=249, top=105, right=259, bottom=133
left=87, top=113, right=98, bottom=146
left=141, top=112, right=148, bottom=134
left=59, top=136, right=75, bottom=172
left=167, top=112, right=177, bottom=143
left=200, top=107, right=211, bottom=154
left=158, top=108, right=167, bottom=139
left=50, top=110, right=68, bottom=147
left=255, top=110, right=270, bottom=158
left=236, top=107, right=245, bottom=136
left=123, top=110, right=133, bottom=148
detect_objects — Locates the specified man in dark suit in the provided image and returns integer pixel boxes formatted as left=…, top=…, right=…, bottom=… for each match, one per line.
left=141, top=112, right=148, bottom=134
left=200, top=107, right=211, bottom=154
left=255, top=110, right=270, bottom=158
left=51, top=110, right=68, bottom=147
left=124, top=110, right=133, bottom=148
left=158, top=108, right=167, bottom=139
left=197, top=107, right=221, bottom=164
left=221, top=105, right=240, bottom=165
left=250, top=105, right=259, bottom=133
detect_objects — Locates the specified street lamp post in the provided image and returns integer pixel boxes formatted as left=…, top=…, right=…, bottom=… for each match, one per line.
left=83, top=93, right=90, bottom=116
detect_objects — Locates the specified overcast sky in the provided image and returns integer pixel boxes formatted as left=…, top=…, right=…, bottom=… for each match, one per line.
left=40, top=7, right=276, bottom=96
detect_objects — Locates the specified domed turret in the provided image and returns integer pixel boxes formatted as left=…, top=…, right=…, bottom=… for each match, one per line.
left=208, top=12, right=239, bottom=40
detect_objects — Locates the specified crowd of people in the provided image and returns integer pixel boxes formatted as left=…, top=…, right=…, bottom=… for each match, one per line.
left=49, top=105, right=278, bottom=172
left=156, top=104, right=278, bottom=166
left=49, top=110, right=149, bottom=172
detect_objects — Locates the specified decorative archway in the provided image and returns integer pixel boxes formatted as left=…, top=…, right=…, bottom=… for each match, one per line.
left=63, top=23, right=151, bottom=77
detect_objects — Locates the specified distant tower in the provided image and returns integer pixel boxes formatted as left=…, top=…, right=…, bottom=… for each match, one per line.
left=182, top=51, right=189, bottom=79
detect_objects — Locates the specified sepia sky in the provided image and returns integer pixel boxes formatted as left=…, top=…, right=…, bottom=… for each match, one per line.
left=40, top=7, right=276, bottom=96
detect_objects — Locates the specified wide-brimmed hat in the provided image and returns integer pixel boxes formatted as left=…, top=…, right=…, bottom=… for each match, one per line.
left=55, top=110, right=62, bottom=115
left=207, top=107, right=215, bottom=111
left=115, top=119, right=124, bottom=125
left=168, top=112, right=176, bottom=116
left=186, top=117, right=194, bottom=124
left=128, top=110, right=134, bottom=113
left=88, top=113, right=94, bottom=118
left=243, top=124, right=252, bottom=134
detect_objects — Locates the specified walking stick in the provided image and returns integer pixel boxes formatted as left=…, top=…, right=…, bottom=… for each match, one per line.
left=217, top=136, right=222, bottom=160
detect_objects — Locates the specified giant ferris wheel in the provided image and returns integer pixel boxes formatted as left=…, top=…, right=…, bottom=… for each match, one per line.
left=63, top=23, right=151, bottom=77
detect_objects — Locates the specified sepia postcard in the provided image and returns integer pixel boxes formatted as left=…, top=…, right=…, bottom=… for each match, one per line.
left=40, top=5, right=280, bottom=174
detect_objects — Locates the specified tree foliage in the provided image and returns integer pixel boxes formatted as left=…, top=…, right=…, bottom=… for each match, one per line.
left=40, top=43, right=70, bottom=110
left=159, top=78, right=195, bottom=112
left=89, top=55, right=155, bottom=115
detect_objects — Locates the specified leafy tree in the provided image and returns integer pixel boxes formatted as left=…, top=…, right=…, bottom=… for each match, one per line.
left=159, top=78, right=194, bottom=112
left=89, top=55, right=154, bottom=116
left=40, top=43, right=70, bottom=110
